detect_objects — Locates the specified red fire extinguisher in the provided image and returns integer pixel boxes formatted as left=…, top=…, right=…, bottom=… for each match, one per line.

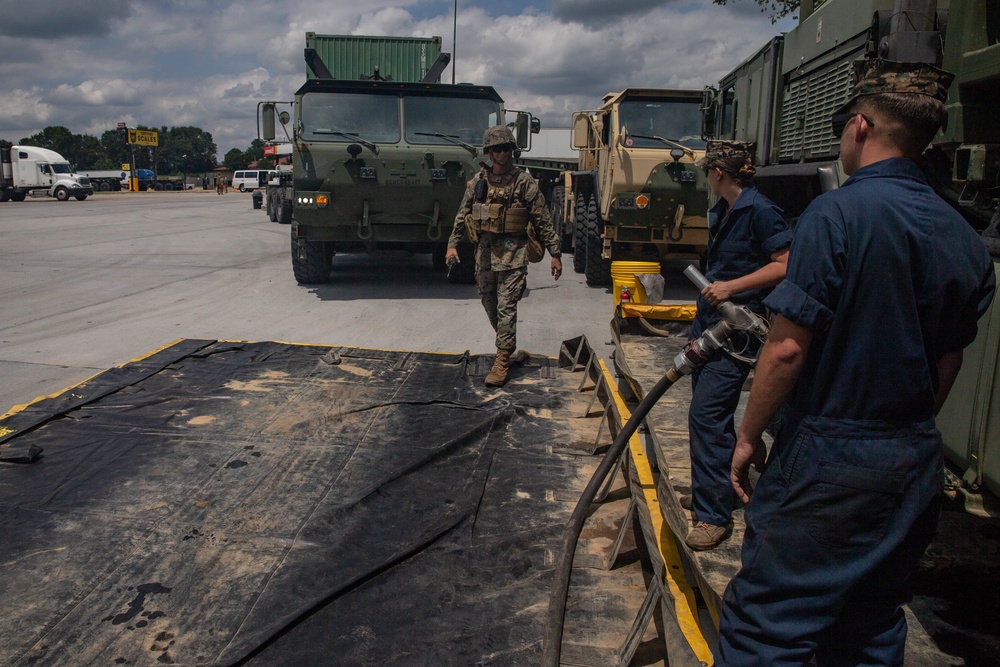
left=619, top=285, right=631, bottom=304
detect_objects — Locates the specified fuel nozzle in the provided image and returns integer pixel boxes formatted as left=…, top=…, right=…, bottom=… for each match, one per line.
left=671, top=264, right=771, bottom=375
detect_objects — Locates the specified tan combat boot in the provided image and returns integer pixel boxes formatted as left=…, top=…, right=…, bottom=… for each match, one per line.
left=485, top=349, right=512, bottom=387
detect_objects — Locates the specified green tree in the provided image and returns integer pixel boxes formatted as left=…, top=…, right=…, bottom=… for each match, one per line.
left=712, top=0, right=821, bottom=23
left=0, top=138, right=11, bottom=150
left=223, top=148, right=245, bottom=172
left=19, top=126, right=77, bottom=158
left=100, top=128, right=131, bottom=170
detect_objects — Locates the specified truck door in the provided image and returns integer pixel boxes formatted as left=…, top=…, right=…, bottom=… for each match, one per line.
left=39, top=164, right=53, bottom=186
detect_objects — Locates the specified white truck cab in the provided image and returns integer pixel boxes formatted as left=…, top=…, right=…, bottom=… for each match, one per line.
left=1, top=145, right=94, bottom=202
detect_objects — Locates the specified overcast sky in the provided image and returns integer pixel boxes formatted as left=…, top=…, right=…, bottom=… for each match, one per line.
left=0, top=0, right=795, bottom=160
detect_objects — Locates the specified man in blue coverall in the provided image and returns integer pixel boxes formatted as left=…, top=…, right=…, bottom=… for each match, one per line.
left=718, top=59, right=997, bottom=665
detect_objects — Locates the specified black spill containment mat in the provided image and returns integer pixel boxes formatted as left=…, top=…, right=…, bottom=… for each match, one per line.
left=0, top=340, right=604, bottom=666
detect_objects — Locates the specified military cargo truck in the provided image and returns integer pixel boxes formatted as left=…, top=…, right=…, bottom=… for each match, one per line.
left=702, top=0, right=1000, bottom=498
left=260, top=33, right=537, bottom=285
left=566, top=89, right=710, bottom=286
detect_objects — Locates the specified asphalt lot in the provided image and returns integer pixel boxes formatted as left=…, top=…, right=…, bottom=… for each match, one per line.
left=0, top=190, right=697, bottom=414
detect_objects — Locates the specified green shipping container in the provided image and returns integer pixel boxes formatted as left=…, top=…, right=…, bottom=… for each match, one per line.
left=305, top=33, right=443, bottom=83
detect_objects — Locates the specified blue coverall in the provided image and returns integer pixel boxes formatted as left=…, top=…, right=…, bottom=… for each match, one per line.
left=689, top=187, right=792, bottom=527
left=718, top=158, right=996, bottom=665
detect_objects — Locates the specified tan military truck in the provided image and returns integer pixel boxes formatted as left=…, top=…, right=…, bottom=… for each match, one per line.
left=567, top=88, right=710, bottom=286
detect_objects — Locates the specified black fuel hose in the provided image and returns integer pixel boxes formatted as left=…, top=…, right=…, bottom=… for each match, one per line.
left=541, top=366, right=682, bottom=667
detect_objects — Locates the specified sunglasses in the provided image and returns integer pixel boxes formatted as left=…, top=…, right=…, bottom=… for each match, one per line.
left=488, top=144, right=514, bottom=154
left=831, top=111, right=875, bottom=138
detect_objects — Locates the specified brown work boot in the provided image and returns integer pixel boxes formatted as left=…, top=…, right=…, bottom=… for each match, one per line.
left=684, top=521, right=733, bottom=551
left=485, top=349, right=512, bottom=387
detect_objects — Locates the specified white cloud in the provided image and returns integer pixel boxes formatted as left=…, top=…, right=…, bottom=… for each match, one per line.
left=0, top=0, right=795, bottom=158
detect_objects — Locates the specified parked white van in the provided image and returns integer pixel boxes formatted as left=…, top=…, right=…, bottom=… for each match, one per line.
left=232, top=170, right=276, bottom=192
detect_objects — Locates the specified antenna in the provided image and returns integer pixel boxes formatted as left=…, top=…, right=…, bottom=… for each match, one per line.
left=452, top=0, right=457, bottom=84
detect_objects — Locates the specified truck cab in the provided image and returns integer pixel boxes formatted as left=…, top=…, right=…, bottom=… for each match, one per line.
left=568, top=89, right=710, bottom=286
left=1, top=145, right=93, bottom=202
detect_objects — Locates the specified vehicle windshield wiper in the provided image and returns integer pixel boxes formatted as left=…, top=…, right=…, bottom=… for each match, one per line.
left=313, top=130, right=380, bottom=155
left=628, top=134, right=695, bottom=158
left=413, top=132, right=478, bottom=155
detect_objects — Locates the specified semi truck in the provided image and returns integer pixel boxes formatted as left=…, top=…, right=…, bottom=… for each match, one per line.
left=260, top=33, right=538, bottom=285
left=1, top=145, right=93, bottom=202
left=564, top=89, right=711, bottom=286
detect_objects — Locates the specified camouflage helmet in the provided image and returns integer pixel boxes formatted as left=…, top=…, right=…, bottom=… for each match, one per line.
left=696, top=140, right=755, bottom=167
left=482, top=125, right=517, bottom=151
left=833, top=58, right=955, bottom=116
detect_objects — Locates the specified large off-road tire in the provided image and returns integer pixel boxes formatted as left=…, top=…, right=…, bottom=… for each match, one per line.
left=279, top=199, right=292, bottom=225
left=75, top=194, right=88, bottom=201
left=584, top=194, right=611, bottom=286
left=54, top=187, right=70, bottom=201
left=267, top=191, right=278, bottom=222
left=573, top=193, right=587, bottom=273
left=291, top=226, right=331, bottom=284
left=446, top=241, right=477, bottom=284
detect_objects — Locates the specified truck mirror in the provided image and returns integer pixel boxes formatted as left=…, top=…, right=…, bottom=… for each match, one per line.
left=279, top=111, right=290, bottom=126
left=571, top=113, right=590, bottom=150
left=514, top=112, right=531, bottom=148
left=530, top=117, right=541, bottom=134
left=701, top=86, right=717, bottom=140
left=262, top=103, right=276, bottom=141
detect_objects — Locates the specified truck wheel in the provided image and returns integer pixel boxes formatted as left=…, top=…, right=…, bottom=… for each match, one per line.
left=55, top=187, right=70, bottom=201
left=99, top=182, right=111, bottom=192
left=268, top=194, right=278, bottom=222
left=446, top=241, right=476, bottom=284
left=279, top=199, right=292, bottom=225
left=75, top=194, right=88, bottom=201
left=10, top=191, right=26, bottom=202
left=584, top=194, right=611, bottom=286
left=291, top=226, right=331, bottom=284
left=573, top=193, right=587, bottom=274
left=0, top=191, right=9, bottom=202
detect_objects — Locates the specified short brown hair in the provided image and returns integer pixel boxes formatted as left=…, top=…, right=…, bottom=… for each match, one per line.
left=854, top=93, right=946, bottom=155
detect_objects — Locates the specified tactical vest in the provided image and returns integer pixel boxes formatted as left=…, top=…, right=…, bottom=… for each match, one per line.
left=470, top=169, right=529, bottom=236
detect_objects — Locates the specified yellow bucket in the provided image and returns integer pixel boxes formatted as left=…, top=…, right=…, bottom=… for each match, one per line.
left=611, top=261, right=662, bottom=306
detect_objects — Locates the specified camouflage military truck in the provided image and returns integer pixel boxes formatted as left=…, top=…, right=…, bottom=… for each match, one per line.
left=703, top=0, right=1000, bottom=501
left=260, top=33, right=537, bottom=285
left=566, top=89, right=710, bottom=286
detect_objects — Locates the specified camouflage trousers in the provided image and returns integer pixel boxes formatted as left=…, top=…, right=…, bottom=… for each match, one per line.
left=476, top=255, right=527, bottom=352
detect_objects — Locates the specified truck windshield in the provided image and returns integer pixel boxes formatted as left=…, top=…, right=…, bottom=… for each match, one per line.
left=300, top=92, right=400, bottom=143
left=52, top=164, right=73, bottom=174
left=619, top=99, right=707, bottom=150
left=404, top=96, right=501, bottom=146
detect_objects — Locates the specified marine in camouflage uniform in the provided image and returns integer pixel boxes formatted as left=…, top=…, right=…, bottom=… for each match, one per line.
left=446, top=126, right=563, bottom=387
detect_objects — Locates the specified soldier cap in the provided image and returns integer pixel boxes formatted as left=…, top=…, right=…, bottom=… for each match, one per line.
left=483, top=125, right=517, bottom=151
left=833, top=58, right=955, bottom=117
left=696, top=140, right=755, bottom=167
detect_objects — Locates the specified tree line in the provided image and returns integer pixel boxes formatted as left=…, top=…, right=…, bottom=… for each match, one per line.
left=0, top=127, right=274, bottom=175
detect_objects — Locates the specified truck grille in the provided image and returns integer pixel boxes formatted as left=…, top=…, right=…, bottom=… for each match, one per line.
left=778, top=60, right=854, bottom=162
left=79, top=177, right=91, bottom=185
